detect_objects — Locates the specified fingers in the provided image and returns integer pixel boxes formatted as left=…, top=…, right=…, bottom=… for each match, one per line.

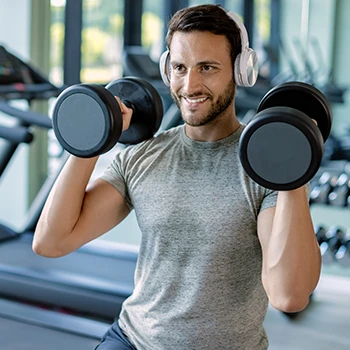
left=115, top=96, right=133, bottom=131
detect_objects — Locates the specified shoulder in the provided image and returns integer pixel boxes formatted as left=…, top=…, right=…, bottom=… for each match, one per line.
left=115, top=125, right=184, bottom=161
left=128, top=125, right=182, bottom=150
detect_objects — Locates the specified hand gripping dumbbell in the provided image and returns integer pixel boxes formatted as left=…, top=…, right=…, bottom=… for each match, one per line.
left=52, top=77, right=164, bottom=157
left=239, top=82, right=332, bottom=191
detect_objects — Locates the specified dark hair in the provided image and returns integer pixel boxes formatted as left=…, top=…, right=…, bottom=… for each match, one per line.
left=165, top=4, right=242, bottom=70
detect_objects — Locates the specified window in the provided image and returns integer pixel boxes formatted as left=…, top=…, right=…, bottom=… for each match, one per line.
left=81, top=0, right=125, bottom=84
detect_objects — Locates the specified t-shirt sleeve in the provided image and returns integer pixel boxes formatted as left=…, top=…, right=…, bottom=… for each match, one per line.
left=260, top=188, right=278, bottom=213
left=99, top=150, right=134, bottom=210
left=259, top=182, right=311, bottom=213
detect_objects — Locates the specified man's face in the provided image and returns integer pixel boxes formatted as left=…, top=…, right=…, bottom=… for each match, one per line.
left=169, top=31, right=236, bottom=127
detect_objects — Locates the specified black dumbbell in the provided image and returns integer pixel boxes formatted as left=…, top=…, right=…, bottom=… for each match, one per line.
left=315, top=225, right=328, bottom=245
left=239, top=82, right=332, bottom=191
left=52, top=77, right=164, bottom=158
left=309, top=172, right=338, bottom=204
left=335, top=229, right=350, bottom=267
left=328, top=173, right=350, bottom=207
left=320, top=226, right=344, bottom=265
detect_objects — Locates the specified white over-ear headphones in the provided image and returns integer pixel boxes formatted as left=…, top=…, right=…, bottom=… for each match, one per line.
left=159, top=10, right=258, bottom=88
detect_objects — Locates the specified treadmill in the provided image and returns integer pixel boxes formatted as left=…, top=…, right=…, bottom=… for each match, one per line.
left=0, top=106, right=117, bottom=349
left=0, top=110, right=138, bottom=323
left=0, top=297, right=109, bottom=349
left=0, top=45, right=138, bottom=324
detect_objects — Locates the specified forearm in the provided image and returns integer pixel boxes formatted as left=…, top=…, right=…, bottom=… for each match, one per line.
left=34, top=155, right=99, bottom=249
left=261, top=186, right=321, bottom=311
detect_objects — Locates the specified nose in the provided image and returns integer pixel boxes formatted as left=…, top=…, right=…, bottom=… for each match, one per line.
left=182, top=69, right=202, bottom=95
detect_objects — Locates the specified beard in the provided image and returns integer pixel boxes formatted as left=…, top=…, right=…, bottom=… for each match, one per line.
left=171, top=78, right=236, bottom=127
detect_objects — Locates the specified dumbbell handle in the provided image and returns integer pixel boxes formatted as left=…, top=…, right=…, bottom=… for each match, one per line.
left=121, top=100, right=135, bottom=115
left=106, top=77, right=164, bottom=146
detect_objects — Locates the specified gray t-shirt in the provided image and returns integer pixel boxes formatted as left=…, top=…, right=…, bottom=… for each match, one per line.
left=101, top=124, right=277, bottom=350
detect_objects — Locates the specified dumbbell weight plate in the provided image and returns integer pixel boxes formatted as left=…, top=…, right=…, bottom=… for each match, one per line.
left=257, top=81, right=332, bottom=142
left=52, top=84, right=123, bottom=158
left=240, top=107, right=323, bottom=190
left=239, top=82, right=332, bottom=191
left=106, top=77, right=163, bottom=145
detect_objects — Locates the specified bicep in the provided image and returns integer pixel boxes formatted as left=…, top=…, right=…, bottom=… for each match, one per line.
left=62, top=178, right=130, bottom=252
left=257, top=206, right=275, bottom=251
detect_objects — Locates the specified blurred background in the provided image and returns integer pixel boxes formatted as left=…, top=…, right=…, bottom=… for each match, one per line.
left=0, top=1, right=350, bottom=349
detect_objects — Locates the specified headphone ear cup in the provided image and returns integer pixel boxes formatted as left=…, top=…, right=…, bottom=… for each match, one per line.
left=227, top=11, right=258, bottom=88
left=234, top=53, right=243, bottom=86
left=159, top=50, right=171, bottom=86
left=234, top=49, right=258, bottom=87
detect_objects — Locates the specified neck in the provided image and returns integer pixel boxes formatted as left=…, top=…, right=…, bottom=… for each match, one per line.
left=185, top=109, right=241, bottom=142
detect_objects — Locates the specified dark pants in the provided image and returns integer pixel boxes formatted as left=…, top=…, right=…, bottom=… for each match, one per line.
left=94, top=321, right=137, bottom=350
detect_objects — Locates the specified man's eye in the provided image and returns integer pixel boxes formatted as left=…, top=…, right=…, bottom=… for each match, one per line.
left=202, top=65, right=212, bottom=71
left=174, top=64, right=185, bottom=72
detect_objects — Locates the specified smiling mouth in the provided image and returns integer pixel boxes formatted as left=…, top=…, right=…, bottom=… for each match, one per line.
left=183, top=96, right=209, bottom=106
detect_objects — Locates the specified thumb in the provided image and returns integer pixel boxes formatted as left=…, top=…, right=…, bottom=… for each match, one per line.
left=115, top=96, right=133, bottom=131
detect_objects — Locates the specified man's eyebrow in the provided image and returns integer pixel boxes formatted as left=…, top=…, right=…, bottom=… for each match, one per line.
left=196, top=60, right=222, bottom=66
left=170, top=59, right=222, bottom=66
left=170, top=59, right=182, bottom=66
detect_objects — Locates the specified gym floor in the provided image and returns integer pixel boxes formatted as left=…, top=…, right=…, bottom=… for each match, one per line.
left=264, top=273, right=350, bottom=350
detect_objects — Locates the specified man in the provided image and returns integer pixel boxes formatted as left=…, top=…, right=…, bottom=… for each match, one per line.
left=33, top=4, right=321, bottom=349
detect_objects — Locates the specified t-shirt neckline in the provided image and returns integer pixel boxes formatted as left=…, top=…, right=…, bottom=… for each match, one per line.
left=180, top=123, right=244, bottom=150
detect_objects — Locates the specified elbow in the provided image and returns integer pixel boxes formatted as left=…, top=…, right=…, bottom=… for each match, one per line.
left=269, top=292, right=311, bottom=313
left=32, top=234, right=66, bottom=258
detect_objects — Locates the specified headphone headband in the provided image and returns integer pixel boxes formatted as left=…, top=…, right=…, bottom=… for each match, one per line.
left=227, top=11, right=250, bottom=51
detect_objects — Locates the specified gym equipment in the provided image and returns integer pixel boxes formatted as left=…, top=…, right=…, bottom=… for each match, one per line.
left=122, top=45, right=176, bottom=114
left=123, top=46, right=163, bottom=82
left=0, top=44, right=61, bottom=178
left=52, top=76, right=163, bottom=158
left=309, top=38, right=348, bottom=104
left=315, top=225, right=334, bottom=264
left=0, top=231, right=136, bottom=320
left=0, top=297, right=108, bottom=349
left=0, top=124, right=33, bottom=145
left=335, top=230, right=350, bottom=267
left=0, top=47, right=117, bottom=349
left=0, top=99, right=53, bottom=177
left=310, top=172, right=338, bottom=204
left=319, top=226, right=344, bottom=265
left=328, top=173, right=350, bottom=207
left=239, top=81, right=332, bottom=191
left=315, top=225, right=328, bottom=245
left=0, top=59, right=137, bottom=323
left=270, top=37, right=302, bottom=86
left=0, top=99, right=52, bottom=129
left=0, top=116, right=137, bottom=321
left=159, top=11, right=258, bottom=88
left=0, top=45, right=63, bottom=100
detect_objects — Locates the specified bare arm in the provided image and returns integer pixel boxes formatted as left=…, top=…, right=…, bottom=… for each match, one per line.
left=257, top=186, right=321, bottom=313
left=33, top=99, right=132, bottom=258
left=33, top=155, right=130, bottom=257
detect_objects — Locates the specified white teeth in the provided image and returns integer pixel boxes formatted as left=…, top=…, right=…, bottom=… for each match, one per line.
left=185, top=97, right=207, bottom=103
